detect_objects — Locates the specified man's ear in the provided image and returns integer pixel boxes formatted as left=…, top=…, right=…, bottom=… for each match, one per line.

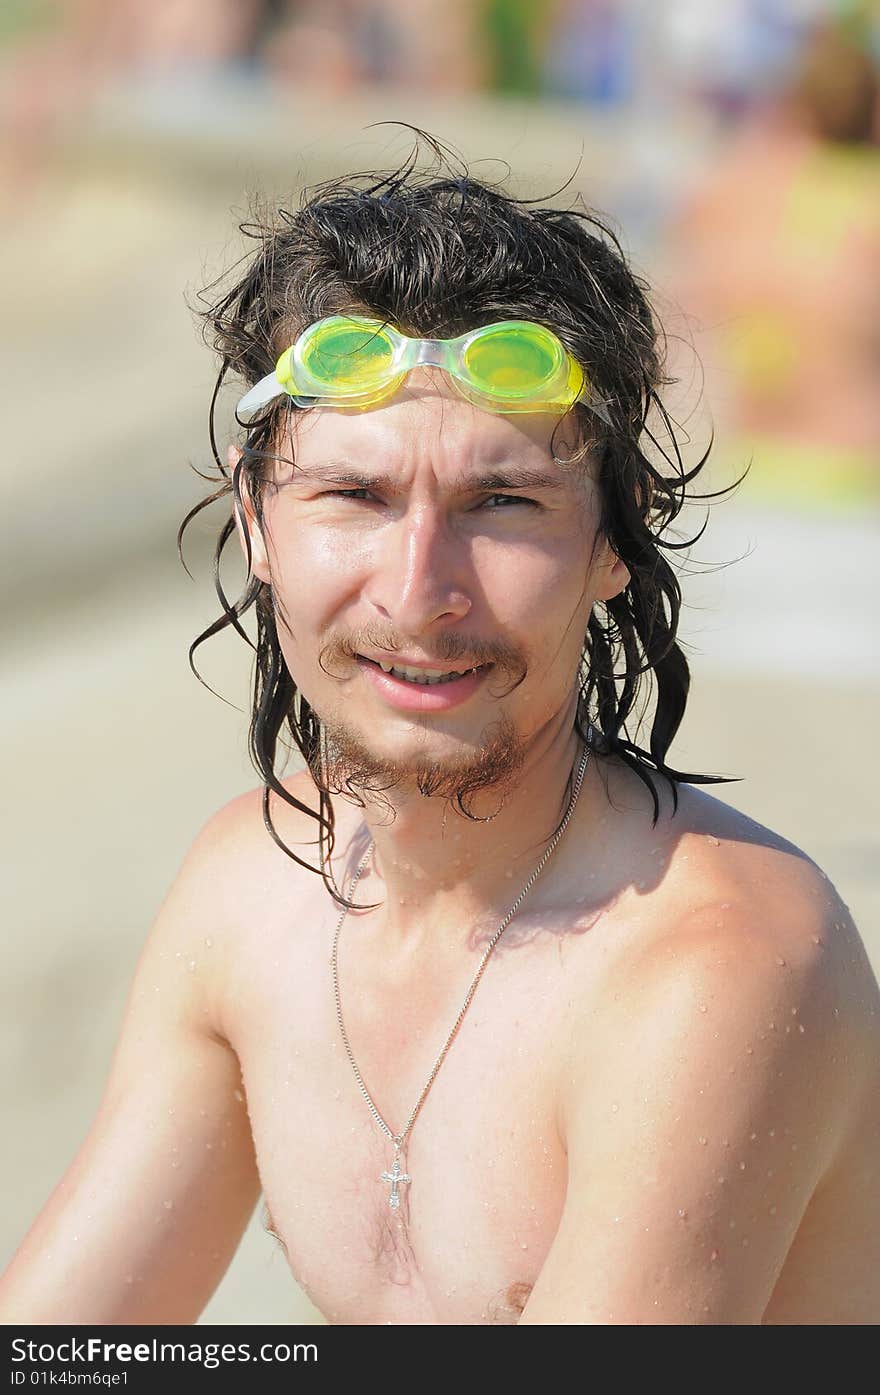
left=593, top=538, right=631, bottom=603
left=228, top=444, right=271, bottom=584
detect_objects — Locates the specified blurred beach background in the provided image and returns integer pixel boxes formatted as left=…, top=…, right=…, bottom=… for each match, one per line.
left=1, top=0, right=878, bottom=1325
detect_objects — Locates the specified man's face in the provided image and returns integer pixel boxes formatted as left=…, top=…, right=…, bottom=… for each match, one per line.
left=235, top=372, right=629, bottom=804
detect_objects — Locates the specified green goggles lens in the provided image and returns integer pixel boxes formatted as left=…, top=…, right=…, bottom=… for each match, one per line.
left=299, top=320, right=398, bottom=392
left=461, top=323, right=564, bottom=398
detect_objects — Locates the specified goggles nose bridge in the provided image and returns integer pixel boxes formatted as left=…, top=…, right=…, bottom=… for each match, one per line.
left=412, top=339, right=448, bottom=368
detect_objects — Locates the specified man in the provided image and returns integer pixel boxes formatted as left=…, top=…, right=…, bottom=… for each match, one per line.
left=2, top=154, right=879, bottom=1326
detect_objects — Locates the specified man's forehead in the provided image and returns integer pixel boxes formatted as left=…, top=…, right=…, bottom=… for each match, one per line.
left=273, top=390, right=592, bottom=492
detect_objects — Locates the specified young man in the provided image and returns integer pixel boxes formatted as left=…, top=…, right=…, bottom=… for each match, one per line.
left=2, top=156, right=879, bottom=1326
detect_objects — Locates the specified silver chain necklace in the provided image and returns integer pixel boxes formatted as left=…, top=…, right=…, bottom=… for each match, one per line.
left=331, top=730, right=593, bottom=1213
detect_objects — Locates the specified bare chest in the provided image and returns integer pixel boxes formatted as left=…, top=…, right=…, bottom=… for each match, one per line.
left=215, top=829, right=880, bottom=1326
left=221, top=901, right=589, bottom=1325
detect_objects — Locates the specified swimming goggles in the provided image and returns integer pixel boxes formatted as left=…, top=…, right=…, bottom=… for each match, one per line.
left=235, top=315, right=612, bottom=425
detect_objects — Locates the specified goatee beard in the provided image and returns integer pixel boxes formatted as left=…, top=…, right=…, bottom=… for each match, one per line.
left=308, top=710, right=530, bottom=824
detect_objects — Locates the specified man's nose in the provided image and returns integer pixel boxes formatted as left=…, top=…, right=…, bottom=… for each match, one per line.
left=364, top=506, right=473, bottom=632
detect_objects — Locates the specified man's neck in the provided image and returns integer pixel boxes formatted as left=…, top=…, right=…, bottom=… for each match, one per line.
left=336, top=718, right=602, bottom=957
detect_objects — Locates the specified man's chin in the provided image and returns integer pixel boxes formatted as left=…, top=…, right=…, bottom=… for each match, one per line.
left=313, top=715, right=528, bottom=813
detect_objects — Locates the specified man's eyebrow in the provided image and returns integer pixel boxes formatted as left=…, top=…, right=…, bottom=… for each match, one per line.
left=289, top=463, right=570, bottom=492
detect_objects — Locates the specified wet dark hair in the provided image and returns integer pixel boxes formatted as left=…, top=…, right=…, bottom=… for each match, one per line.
left=179, top=130, right=746, bottom=910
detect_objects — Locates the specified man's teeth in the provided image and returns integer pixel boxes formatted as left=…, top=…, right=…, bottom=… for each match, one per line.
left=375, top=661, right=479, bottom=685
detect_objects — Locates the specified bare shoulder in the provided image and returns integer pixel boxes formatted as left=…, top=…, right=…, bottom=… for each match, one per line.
left=530, top=770, right=880, bottom=1323
left=181, top=768, right=334, bottom=1019
left=201, top=767, right=326, bottom=849
left=594, top=767, right=880, bottom=1119
left=660, top=779, right=869, bottom=980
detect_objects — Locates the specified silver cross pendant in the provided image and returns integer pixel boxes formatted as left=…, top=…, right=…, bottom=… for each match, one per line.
left=379, top=1144, right=412, bottom=1210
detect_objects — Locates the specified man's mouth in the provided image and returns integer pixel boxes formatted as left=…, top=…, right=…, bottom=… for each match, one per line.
left=357, top=656, right=493, bottom=687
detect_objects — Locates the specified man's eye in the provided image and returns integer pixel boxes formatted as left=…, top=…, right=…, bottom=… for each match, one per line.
left=481, top=494, right=537, bottom=509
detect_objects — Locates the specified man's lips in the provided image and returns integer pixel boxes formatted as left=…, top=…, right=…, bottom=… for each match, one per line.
left=354, top=656, right=495, bottom=710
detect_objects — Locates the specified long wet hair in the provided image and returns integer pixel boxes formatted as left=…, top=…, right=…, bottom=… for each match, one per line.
left=179, top=131, right=746, bottom=910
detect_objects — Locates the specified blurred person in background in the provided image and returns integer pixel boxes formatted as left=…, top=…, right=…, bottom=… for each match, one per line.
left=0, top=0, right=276, bottom=200
left=662, top=12, right=880, bottom=510
left=542, top=0, right=637, bottom=106
left=264, top=0, right=482, bottom=94
left=1, top=136, right=878, bottom=1325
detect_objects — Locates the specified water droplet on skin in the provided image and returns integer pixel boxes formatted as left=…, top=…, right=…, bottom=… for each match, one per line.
left=520, top=1242, right=528, bottom=1251
left=170, top=1161, right=179, bottom=1169
left=233, top=1089, right=244, bottom=1102
left=678, top=1208, right=688, bottom=1219
left=707, top=836, right=721, bottom=846
left=168, top=1108, right=175, bottom=1116
left=811, top=935, right=822, bottom=946
left=710, top=1248, right=719, bottom=1262
left=746, top=1046, right=753, bottom=1055
left=699, top=1003, right=707, bottom=1013
left=769, top=1205, right=777, bottom=1216
left=717, top=1176, right=726, bottom=1185
left=163, top=1200, right=173, bottom=1210
left=188, top=960, right=197, bottom=972
left=698, top=1137, right=707, bottom=1146
left=769, top=1129, right=775, bottom=1137
left=776, top=957, right=786, bottom=967
left=798, top=1023, right=805, bottom=1033
left=739, top=1161, right=746, bottom=1170
left=611, top=1102, right=619, bottom=1113
left=205, top=937, right=213, bottom=948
